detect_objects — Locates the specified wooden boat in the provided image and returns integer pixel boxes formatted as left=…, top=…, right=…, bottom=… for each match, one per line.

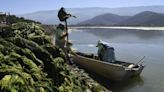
left=71, top=52, right=144, bottom=81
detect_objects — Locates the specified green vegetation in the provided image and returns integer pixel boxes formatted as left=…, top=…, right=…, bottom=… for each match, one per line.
left=0, top=21, right=108, bottom=92
left=0, top=14, right=40, bottom=25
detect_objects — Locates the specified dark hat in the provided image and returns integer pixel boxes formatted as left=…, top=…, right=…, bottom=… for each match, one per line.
left=57, top=23, right=65, bottom=30
left=61, top=7, right=65, bottom=10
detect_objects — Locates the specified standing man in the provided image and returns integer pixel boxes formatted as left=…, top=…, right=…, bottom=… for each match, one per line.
left=57, top=7, right=71, bottom=47
left=55, top=23, right=68, bottom=50
left=57, top=7, right=75, bottom=64
left=58, top=7, right=71, bottom=22
left=57, top=7, right=76, bottom=44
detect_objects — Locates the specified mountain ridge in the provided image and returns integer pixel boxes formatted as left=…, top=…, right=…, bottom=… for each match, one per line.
left=117, top=11, right=164, bottom=26
left=78, top=11, right=164, bottom=26
left=78, top=13, right=130, bottom=25
left=19, top=5, right=164, bottom=24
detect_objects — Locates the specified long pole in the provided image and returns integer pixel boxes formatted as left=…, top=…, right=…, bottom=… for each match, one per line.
left=65, top=19, right=69, bottom=46
left=64, top=19, right=71, bottom=64
left=136, top=56, right=145, bottom=65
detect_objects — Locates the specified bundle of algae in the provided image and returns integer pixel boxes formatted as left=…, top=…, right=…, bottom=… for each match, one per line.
left=0, top=22, right=109, bottom=92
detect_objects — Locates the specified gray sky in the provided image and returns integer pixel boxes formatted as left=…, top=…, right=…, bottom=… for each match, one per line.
left=1, top=0, right=164, bottom=14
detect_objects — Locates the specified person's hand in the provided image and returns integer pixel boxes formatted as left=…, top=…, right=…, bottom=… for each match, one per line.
left=67, top=41, right=72, bottom=46
left=65, top=33, right=68, bottom=36
left=67, top=14, right=72, bottom=17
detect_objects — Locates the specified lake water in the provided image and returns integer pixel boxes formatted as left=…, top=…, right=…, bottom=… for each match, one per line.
left=68, top=27, right=164, bottom=92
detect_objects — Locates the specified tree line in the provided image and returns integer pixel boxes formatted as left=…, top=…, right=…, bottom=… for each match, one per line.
left=0, top=14, right=41, bottom=25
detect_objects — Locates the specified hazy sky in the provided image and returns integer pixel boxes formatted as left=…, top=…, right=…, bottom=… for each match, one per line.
left=1, top=0, right=164, bottom=14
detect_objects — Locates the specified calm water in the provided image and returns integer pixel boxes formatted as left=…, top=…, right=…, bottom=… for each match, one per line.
left=68, top=28, right=164, bottom=92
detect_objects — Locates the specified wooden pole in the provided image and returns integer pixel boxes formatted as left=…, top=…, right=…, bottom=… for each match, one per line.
left=64, top=19, right=72, bottom=64
left=65, top=19, right=69, bottom=46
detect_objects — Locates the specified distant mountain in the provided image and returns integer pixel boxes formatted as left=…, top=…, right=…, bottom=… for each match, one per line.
left=78, top=11, right=164, bottom=26
left=117, top=11, right=164, bottom=26
left=19, top=5, right=164, bottom=24
left=78, top=13, right=129, bottom=25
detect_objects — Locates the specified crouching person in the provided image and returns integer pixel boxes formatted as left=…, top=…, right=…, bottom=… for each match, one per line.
left=96, top=40, right=115, bottom=63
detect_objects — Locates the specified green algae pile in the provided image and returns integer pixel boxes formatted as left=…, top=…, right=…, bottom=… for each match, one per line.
left=0, top=22, right=108, bottom=92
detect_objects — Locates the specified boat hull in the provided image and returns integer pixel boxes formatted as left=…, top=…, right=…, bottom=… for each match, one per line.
left=72, top=54, right=144, bottom=81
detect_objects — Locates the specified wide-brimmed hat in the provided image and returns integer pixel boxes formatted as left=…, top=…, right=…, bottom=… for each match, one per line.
left=96, top=40, right=103, bottom=47
left=96, top=40, right=110, bottom=47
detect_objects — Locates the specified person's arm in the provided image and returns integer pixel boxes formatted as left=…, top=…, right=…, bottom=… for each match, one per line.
left=60, top=33, right=68, bottom=39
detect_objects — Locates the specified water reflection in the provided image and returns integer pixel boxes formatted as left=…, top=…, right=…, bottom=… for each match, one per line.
left=109, top=77, right=144, bottom=92
left=79, top=28, right=164, bottom=44
left=69, top=28, right=164, bottom=92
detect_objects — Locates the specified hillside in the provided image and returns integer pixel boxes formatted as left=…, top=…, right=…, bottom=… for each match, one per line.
left=19, top=5, right=164, bottom=24
left=0, top=14, right=40, bottom=25
left=0, top=17, right=108, bottom=91
left=78, top=13, right=130, bottom=25
left=117, top=11, right=164, bottom=26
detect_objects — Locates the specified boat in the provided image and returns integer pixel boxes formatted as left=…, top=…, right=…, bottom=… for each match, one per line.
left=71, top=52, right=144, bottom=81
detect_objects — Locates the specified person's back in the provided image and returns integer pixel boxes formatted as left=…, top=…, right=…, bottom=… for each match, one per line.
left=97, top=44, right=105, bottom=61
left=103, top=46, right=115, bottom=63
left=96, top=40, right=115, bottom=63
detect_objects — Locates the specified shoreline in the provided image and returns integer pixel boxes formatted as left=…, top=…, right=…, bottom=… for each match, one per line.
left=70, top=26, right=164, bottom=31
